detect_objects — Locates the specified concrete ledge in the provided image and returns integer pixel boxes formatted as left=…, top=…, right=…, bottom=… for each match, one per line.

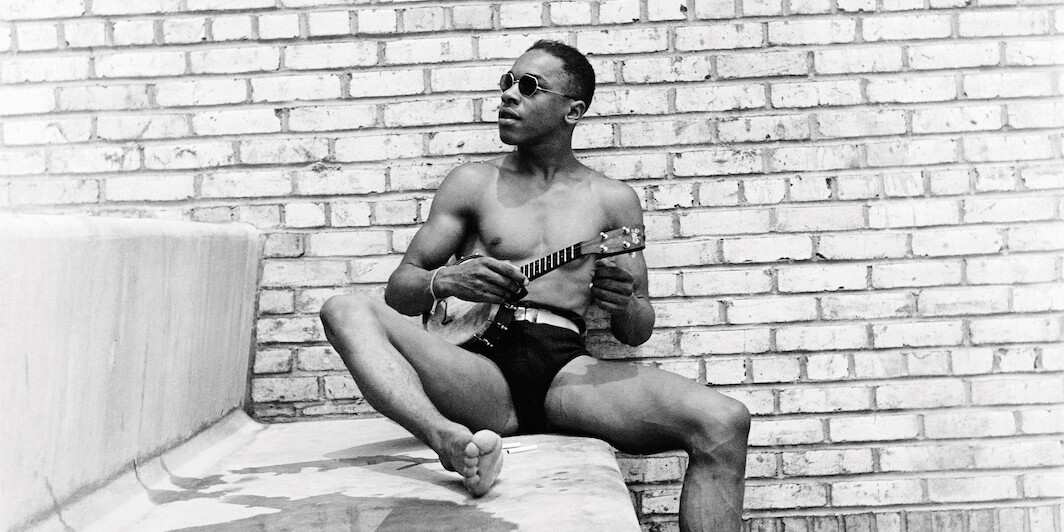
left=47, top=412, right=640, bottom=531
left=0, top=215, right=260, bottom=531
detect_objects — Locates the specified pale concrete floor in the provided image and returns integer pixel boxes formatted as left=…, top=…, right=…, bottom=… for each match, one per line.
left=77, top=414, right=639, bottom=532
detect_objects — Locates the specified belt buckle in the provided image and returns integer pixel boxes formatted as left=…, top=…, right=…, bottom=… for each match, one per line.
left=525, top=307, right=539, bottom=323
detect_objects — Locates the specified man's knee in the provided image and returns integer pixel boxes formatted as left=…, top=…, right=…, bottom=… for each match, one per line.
left=319, top=293, right=379, bottom=331
left=686, top=392, right=751, bottom=448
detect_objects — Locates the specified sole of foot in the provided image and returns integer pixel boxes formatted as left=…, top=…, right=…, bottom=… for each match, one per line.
left=462, top=430, right=503, bottom=497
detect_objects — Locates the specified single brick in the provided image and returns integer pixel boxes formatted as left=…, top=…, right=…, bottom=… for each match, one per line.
left=1005, top=38, right=1062, bottom=66
left=723, top=235, right=812, bottom=262
left=912, top=105, right=1002, bottom=134
left=678, top=208, right=771, bottom=237
left=309, top=10, right=351, bottom=36
left=258, top=13, right=300, bottom=39
left=909, top=42, right=999, bottom=70
left=622, top=56, right=713, bottom=83
left=683, top=268, right=772, bottom=295
left=818, top=233, right=908, bottom=260
left=156, top=78, right=246, bottom=107
left=959, top=10, right=1050, bottom=37
left=925, top=410, right=1016, bottom=439
left=966, top=254, right=1055, bottom=285
left=105, top=175, right=195, bottom=202
left=3, top=117, right=92, bottom=145
left=928, top=476, right=1019, bottom=503
left=576, top=28, right=669, bottom=54
left=251, top=376, right=318, bottom=402
left=965, top=134, right=1054, bottom=162
left=815, top=47, right=903, bottom=74
left=822, top=292, right=914, bottom=320
left=745, top=483, right=828, bottom=510
left=768, top=19, right=856, bottom=45
left=287, top=42, right=376, bottom=69
left=772, top=79, right=863, bottom=108
left=963, top=72, right=1055, bottom=99
left=288, top=104, right=377, bottom=132
left=830, top=415, right=920, bottom=442
left=385, top=37, right=473, bottom=64
left=675, top=23, right=762, bottom=51
left=873, top=320, right=964, bottom=348
left=775, top=204, right=865, bottom=232
left=778, top=264, right=867, bottom=292
left=876, top=379, right=966, bottom=409
left=776, top=324, right=869, bottom=351
left=970, top=316, right=1061, bottom=345
left=676, top=83, right=766, bottom=112
left=867, top=138, right=958, bottom=167
left=866, top=75, right=957, bottom=103
left=240, top=138, right=328, bottom=165
left=2, top=0, right=85, bottom=19
left=680, top=328, right=771, bottom=355
left=190, top=46, right=280, bottom=74
left=2, top=55, right=89, bottom=83
left=673, top=148, right=763, bottom=176
left=919, top=286, right=1009, bottom=316
left=719, top=50, right=808, bottom=78
left=781, top=449, right=873, bottom=475
left=749, top=418, right=824, bottom=446
left=864, top=14, right=951, bottom=41
left=780, top=386, right=871, bottom=413
left=833, top=479, right=924, bottom=506
left=193, top=108, right=281, bottom=136
left=728, top=296, right=817, bottom=324
left=869, top=199, right=961, bottom=228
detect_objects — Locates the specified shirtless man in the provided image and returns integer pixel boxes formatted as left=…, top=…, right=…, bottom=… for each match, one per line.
left=319, top=40, right=751, bottom=531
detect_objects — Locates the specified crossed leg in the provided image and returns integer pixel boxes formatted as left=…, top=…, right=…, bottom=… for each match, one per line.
left=319, top=294, right=516, bottom=496
left=544, top=356, right=751, bottom=532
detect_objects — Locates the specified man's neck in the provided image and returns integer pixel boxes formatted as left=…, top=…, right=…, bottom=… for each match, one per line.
left=510, top=142, right=579, bottom=183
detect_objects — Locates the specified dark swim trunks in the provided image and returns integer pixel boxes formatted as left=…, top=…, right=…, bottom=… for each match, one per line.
left=459, top=305, right=588, bottom=435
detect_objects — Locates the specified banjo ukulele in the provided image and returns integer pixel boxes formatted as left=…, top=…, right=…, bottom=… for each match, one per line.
left=423, top=226, right=645, bottom=349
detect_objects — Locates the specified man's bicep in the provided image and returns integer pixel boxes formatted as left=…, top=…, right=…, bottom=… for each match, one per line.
left=606, top=183, right=650, bottom=296
left=403, top=211, right=467, bottom=270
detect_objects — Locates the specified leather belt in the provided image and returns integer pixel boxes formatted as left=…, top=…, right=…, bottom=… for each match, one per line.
left=511, top=306, right=580, bottom=335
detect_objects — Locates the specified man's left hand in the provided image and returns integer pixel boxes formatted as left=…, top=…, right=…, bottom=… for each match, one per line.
left=590, top=258, right=635, bottom=315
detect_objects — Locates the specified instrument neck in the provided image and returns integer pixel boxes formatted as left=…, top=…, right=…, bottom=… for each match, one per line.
left=520, top=244, right=581, bottom=282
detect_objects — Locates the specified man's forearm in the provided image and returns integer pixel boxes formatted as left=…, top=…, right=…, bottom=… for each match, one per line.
left=385, top=263, right=437, bottom=316
left=610, top=295, right=655, bottom=346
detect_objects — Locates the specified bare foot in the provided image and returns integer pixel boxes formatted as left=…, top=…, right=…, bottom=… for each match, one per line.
left=462, top=430, right=503, bottom=497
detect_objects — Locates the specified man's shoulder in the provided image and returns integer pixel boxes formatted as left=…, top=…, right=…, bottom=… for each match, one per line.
left=439, top=160, right=500, bottom=193
left=582, top=166, right=638, bottom=203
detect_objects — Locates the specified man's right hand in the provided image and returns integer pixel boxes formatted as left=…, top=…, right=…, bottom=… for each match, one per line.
left=433, top=257, right=528, bottom=303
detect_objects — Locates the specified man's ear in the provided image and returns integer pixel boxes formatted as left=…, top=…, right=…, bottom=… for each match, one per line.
left=564, top=100, right=587, bottom=125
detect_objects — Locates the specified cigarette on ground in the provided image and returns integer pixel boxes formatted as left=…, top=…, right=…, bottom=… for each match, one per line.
left=506, top=444, right=538, bottom=454
left=502, top=441, right=523, bottom=449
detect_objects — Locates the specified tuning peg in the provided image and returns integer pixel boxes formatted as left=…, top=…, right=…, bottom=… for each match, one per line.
left=600, top=232, right=608, bottom=240
left=599, top=244, right=608, bottom=253
left=623, top=242, right=631, bottom=248
left=622, top=227, right=631, bottom=234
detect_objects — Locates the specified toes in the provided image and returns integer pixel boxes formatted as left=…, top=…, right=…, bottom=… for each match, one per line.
left=471, top=430, right=501, bottom=454
left=464, top=441, right=480, bottom=458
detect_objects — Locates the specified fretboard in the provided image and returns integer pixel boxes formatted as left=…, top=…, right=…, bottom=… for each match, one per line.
left=520, top=244, right=582, bottom=282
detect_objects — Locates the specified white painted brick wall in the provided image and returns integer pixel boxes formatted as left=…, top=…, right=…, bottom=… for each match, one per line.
left=3, top=0, right=1062, bottom=528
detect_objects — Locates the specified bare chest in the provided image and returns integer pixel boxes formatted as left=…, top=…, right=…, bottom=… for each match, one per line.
left=473, top=181, right=609, bottom=266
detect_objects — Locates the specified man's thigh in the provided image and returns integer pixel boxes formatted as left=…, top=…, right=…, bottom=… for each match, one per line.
left=328, top=295, right=519, bottom=434
left=543, top=355, right=734, bottom=454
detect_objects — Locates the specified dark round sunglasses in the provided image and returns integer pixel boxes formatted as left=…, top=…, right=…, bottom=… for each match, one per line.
left=500, top=72, right=578, bottom=100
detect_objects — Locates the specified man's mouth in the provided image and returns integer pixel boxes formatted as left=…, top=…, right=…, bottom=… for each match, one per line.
left=499, top=108, right=520, bottom=121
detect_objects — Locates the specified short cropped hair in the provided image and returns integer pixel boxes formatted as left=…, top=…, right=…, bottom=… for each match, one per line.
left=527, top=40, right=596, bottom=111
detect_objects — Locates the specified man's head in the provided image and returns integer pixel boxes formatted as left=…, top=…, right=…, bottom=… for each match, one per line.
left=498, top=41, right=595, bottom=146
left=525, top=40, right=595, bottom=111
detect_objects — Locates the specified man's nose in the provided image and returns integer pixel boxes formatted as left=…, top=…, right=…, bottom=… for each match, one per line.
left=501, top=84, right=520, bottom=104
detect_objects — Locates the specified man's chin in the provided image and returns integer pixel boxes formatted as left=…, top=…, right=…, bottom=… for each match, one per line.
left=498, top=129, right=520, bottom=145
